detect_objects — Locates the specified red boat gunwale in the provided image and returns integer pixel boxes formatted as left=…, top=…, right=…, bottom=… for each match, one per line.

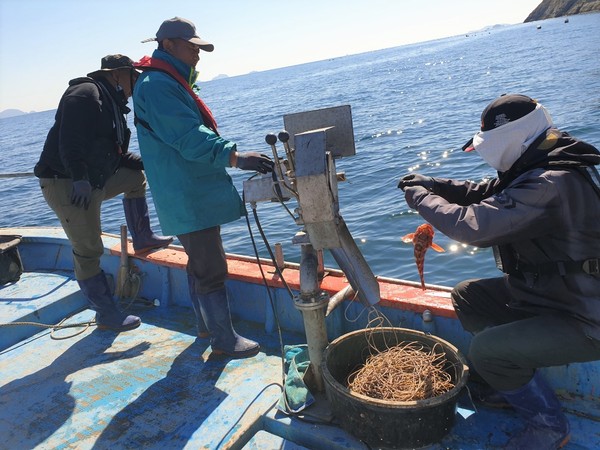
left=111, top=242, right=457, bottom=320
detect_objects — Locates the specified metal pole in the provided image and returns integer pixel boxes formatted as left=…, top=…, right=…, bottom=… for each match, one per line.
left=295, top=243, right=328, bottom=392
left=274, top=243, right=285, bottom=271
left=115, top=225, right=129, bottom=299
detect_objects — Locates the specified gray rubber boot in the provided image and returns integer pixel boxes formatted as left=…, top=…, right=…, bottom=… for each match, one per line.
left=501, top=371, right=570, bottom=449
left=123, top=197, right=173, bottom=253
left=78, top=271, right=141, bottom=332
left=187, top=274, right=210, bottom=338
left=197, top=288, right=260, bottom=358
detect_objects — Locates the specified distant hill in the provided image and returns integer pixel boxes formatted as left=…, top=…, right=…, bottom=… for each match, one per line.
left=0, top=109, right=29, bottom=119
left=212, top=74, right=229, bottom=80
left=525, top=0, right=600, bottom=21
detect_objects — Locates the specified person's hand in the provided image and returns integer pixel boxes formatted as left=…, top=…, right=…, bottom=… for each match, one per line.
left=397, top=173, right=434, bottom=191
left=71, top=180, right=92, bottom=210
left=236, top=152, right=274, bottom=174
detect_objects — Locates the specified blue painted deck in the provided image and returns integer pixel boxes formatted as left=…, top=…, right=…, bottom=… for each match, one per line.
left=1, top=228, right=599, bottom=449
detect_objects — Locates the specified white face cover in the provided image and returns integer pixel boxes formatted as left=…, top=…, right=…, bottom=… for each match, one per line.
left=471, top=103, right=554, bottom=172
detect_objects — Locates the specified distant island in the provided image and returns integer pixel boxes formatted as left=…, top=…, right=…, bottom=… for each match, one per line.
left=0, top=109, right=34, bottom=119
left=525, top=0, right=600, bottom=21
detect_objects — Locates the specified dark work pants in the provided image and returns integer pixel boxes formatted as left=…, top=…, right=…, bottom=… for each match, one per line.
left=178, top=226, right=228, bottom=295
left=451, top=277, right=600, bottom=391
left=40, top=168, right=147, bottom=280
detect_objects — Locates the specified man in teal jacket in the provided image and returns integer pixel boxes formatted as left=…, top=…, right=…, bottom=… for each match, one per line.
left=133, top=17, right=274, bottom=358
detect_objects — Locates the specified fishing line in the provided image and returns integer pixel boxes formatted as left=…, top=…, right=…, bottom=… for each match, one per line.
left=340, top=289, right=382, bottom=325
left=348, top=340, right=455, bottom=402
left=344, top=317, right=462, bottom=405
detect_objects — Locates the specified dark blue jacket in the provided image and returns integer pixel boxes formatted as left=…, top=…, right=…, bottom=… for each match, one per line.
left=35, top=77, right=142, bottom=188
left=407, top=129, right=600, bottom=339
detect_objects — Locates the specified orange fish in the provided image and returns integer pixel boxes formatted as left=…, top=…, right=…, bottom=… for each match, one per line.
left=401, top=223, right=445, bottom=290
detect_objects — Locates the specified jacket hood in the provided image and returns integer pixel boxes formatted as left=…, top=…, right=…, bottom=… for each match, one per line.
left=517, top=128, right=600, bottom=170
left=495, top=129, right=600, bottom=193
left=68, top=76, right=131, bottom=114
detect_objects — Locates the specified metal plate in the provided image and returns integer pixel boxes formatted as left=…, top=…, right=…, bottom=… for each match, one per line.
left=283, top=105, right=355, bottom=158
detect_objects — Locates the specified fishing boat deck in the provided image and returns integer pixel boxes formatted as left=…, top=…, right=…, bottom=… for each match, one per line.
left=1, top=228, right=599, bottom=449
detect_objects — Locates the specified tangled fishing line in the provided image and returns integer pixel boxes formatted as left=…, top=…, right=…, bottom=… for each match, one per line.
left=347, top=339, right=455, bottom=402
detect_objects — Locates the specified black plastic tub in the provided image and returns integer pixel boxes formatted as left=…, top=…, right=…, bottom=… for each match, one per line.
left=322, top=327, right=469, bottom=449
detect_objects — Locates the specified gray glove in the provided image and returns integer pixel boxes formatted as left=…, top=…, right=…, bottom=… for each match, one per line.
left=397, top=173, right=434, bottom=192
left=236, top=152, right=274, bottom=174
left=71, top=180, right=92, bottom=210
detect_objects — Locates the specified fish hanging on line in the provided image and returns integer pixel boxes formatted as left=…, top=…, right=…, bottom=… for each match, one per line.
left=401, top=223, right=445, bottom=290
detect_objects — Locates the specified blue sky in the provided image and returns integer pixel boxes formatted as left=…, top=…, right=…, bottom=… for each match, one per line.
left=0, top=0, right=542, bottom=112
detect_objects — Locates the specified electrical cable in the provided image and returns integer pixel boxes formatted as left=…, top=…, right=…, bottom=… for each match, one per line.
left=242, top=170, right=339, bottom=426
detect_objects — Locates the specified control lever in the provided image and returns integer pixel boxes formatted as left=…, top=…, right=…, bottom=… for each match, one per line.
left=265, top=133, right=291, bottom=201
left=277, top=130, right=296, bottom=172
left=265, top=133, right=286, bottom=182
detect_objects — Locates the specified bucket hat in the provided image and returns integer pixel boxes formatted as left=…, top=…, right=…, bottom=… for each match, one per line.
left=87, top=54, right=135, bottom=77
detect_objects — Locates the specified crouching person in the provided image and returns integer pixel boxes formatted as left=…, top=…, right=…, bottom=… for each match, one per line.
left=398, top=94, right=600, bottom=449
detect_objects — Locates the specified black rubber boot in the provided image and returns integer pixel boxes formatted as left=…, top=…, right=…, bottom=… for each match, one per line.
left=78, top=271, right=141, bottom=332
left=187, top=274, right=210, bottom=338
left=123, top=197, right=173, bottom=253
left=197, top=288, right=260, bottom=358
left=501, top=371, right=570, bottom=449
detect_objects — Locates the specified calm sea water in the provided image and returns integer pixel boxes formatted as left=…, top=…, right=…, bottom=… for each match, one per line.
left=1, top=13, right=599, bottom=287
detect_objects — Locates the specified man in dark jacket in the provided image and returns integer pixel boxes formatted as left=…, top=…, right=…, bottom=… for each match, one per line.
left=34, top=54, right=173, bottom=332
left=398, top=94, right=600, bottom=449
